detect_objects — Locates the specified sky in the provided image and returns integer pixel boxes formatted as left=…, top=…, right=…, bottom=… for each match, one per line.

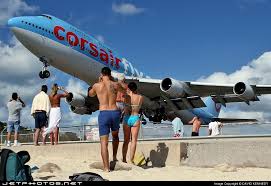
left=1, top=0, right=271, bottom=129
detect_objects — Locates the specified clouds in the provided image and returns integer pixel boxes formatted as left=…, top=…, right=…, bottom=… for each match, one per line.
left=112, top=3, right=145, bottom=16
left=198, top=52, right=271, bottom=122
left=0, top=37, right=49, bottom=127
left=65, top=78, right=88, bottom=94
left=0, top=0, right=38, bottom=26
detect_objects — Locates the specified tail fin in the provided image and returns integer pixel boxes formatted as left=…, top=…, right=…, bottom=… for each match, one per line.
left=202, top=97, right=222, bottom=118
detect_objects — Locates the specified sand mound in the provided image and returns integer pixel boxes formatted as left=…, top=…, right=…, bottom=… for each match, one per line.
left=214, top=163, right=237, bottom=172
left=89, top=161, right=134, bottom=171
left=37, top=163, right=62, bottom=173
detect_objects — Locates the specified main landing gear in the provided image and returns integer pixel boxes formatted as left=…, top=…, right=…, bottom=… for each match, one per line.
left=39, top=57, right=50, bottom=79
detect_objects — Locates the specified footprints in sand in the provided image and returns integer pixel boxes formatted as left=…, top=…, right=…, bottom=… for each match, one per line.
left=214, top=163, right=237, bottom=172
left=89, top=161, right=134, bottom=171
left=37, top=163, right=62, bottom=173
left=33, top=163, right=62, bottom=181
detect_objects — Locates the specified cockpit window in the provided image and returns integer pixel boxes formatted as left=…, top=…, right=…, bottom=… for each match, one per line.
left=41, top=14, right=52, bottom=20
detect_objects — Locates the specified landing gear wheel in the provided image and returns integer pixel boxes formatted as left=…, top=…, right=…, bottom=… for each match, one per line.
left=43, top=70, right=50, bottom=78
left=39, top=71, right=45, bottom=79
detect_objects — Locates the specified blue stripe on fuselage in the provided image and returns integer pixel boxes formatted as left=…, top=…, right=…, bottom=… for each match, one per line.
left=15, top=15, right=145, bottom=78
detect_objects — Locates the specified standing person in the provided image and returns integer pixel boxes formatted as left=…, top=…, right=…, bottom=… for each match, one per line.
left=43, top=83, right=68, bottom=145
left=6, top=93, right=25, bottom=147
left=208, top=120, right=223, bottom=136
left=31, top=85, right=51, bottom=146
left=115, top=73, right=128, bottom=123
left=88, top=67, right=126, bottom=172
left=122, top=82, right=144, bottom=164
left=188, top=116, right=202, bottom=136
left=170, top=113, right=184, bottom=138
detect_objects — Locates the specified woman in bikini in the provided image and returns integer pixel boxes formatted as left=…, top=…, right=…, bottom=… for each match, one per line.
left=43, top=83, right=68, bottom=145
left=122, top=82, right=144, bottom=163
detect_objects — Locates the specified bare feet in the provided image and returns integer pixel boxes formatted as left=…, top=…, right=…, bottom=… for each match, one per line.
left=34, top=143, right=40, bottom=146
left=103, top=168, right=110, bottom=172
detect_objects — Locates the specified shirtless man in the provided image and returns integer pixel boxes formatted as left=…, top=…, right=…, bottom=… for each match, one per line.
left=43, top=83, right=68, bottom=145
left=188, top=116, right=202, bottom=136
left=88, top=67, right=126, bottom=172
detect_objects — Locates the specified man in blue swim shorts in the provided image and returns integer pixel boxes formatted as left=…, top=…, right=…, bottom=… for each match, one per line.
left=88, top=67, right=126, bottom=172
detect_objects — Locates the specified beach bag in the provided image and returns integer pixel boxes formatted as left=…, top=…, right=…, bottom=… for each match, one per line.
left=133, top=151, right=146, bottom=166
left=0, top=149, right=33, bottom=181
left=69, top=172, right=106, bottom=181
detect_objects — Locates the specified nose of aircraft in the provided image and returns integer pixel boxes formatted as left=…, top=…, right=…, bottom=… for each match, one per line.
left=8, top=17, right=20, bottom=27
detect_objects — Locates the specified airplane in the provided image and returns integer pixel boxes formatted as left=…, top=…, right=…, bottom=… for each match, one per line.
left=7, top=14, right=271, bottom=125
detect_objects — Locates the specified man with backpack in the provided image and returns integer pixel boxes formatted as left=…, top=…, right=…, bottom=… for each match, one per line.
left=6, top=92, right=25, bottom=147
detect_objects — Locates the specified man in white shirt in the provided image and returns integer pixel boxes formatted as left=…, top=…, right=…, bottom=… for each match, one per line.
left=169, top=112, right=184, bottom=137
left=208, top=120, right=223, bottom=136
left=172, top=117, right=184, bottom=137
left=31, top=85, right=51, bottom=146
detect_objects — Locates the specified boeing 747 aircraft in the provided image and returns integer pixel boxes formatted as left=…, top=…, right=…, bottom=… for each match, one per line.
left=7, top=14, right=271, bottom=124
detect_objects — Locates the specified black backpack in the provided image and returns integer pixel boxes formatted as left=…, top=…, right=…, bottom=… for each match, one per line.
left=69, top=172, right=107, bottom=181
left=0, top=149, right=33, bottom=181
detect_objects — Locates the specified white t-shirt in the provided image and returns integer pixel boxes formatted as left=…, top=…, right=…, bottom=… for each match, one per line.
left=172, top=117, right=184, bottom=136
left=208, top=121, right=222, bottom=136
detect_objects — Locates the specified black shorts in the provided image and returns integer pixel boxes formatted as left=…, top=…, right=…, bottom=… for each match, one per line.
left=191, top=132, right=199, bottom=136
left=34, top=111, right=47, bottom=129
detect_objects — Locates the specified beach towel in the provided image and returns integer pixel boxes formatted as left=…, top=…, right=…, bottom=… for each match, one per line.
left=43, top=107, right=61, bottom=136
left=69, top=172, right=107, bottom=181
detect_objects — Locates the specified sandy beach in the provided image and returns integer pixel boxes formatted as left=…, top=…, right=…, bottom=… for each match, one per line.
left=4, top=140, right=271, bottom=181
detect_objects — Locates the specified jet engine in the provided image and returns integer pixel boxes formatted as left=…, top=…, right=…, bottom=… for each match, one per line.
left=233, top=82, right=255, bottom=100
left=70, top=106, right=92, bottom=115
left=66, top=92, right=86, bottom=107
left=160, top=78, right=190, bottom=98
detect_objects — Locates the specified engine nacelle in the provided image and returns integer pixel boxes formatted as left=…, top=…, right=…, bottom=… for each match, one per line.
left=66, top=92, right=86, bottom=107
left=70, top=106, right=92, bottom=115
left=160, top=78, right=190, bottom=98
left=233, top=82, right=255, bottom=100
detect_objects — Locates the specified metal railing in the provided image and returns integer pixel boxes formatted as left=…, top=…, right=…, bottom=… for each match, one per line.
left=1, top=122, right=271, bottom=146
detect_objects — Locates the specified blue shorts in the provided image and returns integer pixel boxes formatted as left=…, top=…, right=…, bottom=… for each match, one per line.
left=7, top=121, right=20, bottom=133
left=98, top=110, right=121, bottom=136
left=122, top=115, right=130, bottom=125
left=127, top=115, right=140, bottom=127
left=34, top=111, right=47, bottom=129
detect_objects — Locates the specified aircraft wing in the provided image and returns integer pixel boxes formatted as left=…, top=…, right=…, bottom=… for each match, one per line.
left=125, top=76, right=271, bottom=110
left=65, top=76, right=271, bottom=117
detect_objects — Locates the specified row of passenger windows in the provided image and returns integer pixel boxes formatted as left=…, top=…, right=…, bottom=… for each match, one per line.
left=21, top=20, right=54, bottom=35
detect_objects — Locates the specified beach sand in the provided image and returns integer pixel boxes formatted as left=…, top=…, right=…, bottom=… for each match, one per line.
left=5, top=141, right=271, bottom=181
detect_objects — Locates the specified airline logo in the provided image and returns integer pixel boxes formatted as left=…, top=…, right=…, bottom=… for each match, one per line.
left=54, top=25, right=122, bottom=69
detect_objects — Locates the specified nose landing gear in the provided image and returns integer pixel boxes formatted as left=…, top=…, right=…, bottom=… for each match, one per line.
left=39, top=70, right=50, bottom=79
left=39, top=57, right=50, bottom=79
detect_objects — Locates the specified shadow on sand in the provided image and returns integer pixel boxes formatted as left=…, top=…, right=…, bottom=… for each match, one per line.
left=142, top=142, right=169, bottom=169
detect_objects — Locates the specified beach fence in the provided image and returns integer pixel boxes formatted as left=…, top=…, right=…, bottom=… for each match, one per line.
left=1, top=121, right=268, bottom=146
left=0, top=122, right=164, bottom=145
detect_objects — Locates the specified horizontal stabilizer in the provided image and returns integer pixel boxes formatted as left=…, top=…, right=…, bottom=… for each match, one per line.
left=212, top=117, right=258, bottom=123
